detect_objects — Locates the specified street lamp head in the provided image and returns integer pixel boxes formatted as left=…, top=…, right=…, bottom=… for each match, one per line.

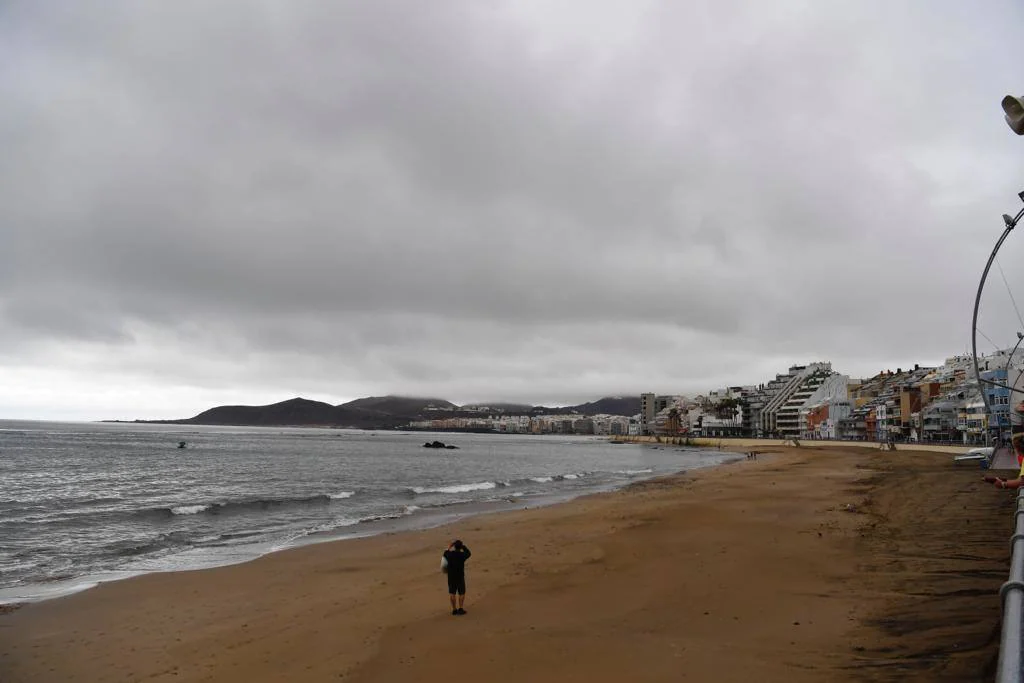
left=1004, top=95, right=1024, bottom=135
left=1004, top=213, right=1016, bottom=228
left=1017, top=332, right=1023, bottom=340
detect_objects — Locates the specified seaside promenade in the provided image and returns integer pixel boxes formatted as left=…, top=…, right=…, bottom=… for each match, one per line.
left=0, top=444, right=1013, bottom=682
left=616, top=434, right=977, bottom=454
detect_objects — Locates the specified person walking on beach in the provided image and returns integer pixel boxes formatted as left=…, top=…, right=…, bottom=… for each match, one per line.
left=443, top=539, right=471, bottom=615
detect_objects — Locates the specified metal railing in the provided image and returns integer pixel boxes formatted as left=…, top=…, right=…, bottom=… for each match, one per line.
left=998, top=488, right=1024, bottom=682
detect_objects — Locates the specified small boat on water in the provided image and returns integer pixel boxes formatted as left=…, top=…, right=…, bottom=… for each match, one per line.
left=177, top=441, right=187, bottom=449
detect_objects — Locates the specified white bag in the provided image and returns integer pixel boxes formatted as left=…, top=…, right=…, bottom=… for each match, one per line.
left=440, top=554, right=449, bottom=573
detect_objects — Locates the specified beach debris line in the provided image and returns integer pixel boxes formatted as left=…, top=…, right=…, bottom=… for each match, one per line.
left=423, top=440, right=459, bottom=449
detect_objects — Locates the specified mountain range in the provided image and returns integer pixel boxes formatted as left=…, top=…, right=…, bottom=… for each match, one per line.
left=140, top=395, right=641, bottom=430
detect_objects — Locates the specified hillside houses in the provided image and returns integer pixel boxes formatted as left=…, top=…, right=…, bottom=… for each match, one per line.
left=643, top=350, right=1024, bottom=444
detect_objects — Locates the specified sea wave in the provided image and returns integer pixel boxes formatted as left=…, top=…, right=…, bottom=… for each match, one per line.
left=171, top=504, right=210, bottom=516
left=528, top=472, right=586, bottom=484
left=328, top=491, right=355, bottom=500
left=410, top=481, right=500, bottom=495
left=107, top=531, right=193, bottom=558
left=615, top=468, right=653, bottom=475
left=150, top=493, right=343, bottom=518
left=300, top=517, right=361, bottom=537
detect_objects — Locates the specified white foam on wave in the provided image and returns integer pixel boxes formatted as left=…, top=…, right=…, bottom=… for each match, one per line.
left=171, top=504, right=210, bottom=515
left=616, top=468, right=653, bottom=475
left=403, top=505, right=421, bottom=514
left=310, top=517, right=360, bottom=533
left=329, top=491, right=355, bottom=500
left=562, top=473, right=581, bottom=480
left=411, top=481, right=497, bottom=495
left=270, top=517, right=363, bottom=551
left=530, top=476, right=554, bottom=483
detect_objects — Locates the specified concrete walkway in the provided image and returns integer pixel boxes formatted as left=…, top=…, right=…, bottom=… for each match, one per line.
left=614, top=435, right=976, bottom=455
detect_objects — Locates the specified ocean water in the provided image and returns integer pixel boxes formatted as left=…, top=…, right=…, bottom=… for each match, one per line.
left=0, top=421, right=739, bottom=603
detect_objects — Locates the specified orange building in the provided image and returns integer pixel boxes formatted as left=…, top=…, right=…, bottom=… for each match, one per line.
left=865, top=407, right=878, bottom=439
left=804, top=403, right=830, bottom=436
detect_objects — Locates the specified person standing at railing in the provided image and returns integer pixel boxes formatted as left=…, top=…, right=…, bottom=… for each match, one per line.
left=985, top=432, right=1024, bottom=489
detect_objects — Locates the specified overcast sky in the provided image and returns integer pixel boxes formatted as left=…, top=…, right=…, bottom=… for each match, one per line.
left=2, top=1, right=1023, bottom=421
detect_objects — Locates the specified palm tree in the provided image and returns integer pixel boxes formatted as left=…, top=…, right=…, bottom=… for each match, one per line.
left=666, top=407, right=682, bottom=435
left=715, top=397, right=740, bottom=421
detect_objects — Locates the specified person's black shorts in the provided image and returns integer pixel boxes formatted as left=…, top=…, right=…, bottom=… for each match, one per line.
left=447, top=574, right=466, bottom=595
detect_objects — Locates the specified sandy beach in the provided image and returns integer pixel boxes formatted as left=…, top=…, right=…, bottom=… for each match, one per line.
left=0, top=445, right=1013, bottom=682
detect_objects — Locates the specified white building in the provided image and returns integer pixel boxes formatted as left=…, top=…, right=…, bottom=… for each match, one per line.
left=759, top=363, right=835, bottom=437
left=641, top=394, right=687, bottom=435
left=800, top=397, right=853, bottom=439
left=688, top=388, right=745, bottom=436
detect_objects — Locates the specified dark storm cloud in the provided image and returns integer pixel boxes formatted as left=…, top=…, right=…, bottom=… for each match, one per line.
left=1, top=0, right=1023, bottom=418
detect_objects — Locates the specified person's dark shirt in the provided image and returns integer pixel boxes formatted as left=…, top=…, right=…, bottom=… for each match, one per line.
left=443, top=546, right=471, bottom=576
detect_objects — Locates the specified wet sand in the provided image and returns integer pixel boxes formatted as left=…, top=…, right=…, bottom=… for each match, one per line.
left=0, top=446, right=1013, bottom=682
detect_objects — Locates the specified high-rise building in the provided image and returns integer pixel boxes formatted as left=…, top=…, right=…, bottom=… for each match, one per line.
left=640, top=393, right=656, bottom=435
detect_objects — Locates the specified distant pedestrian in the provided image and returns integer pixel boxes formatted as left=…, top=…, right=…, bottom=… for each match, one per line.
left=442, top=539, right=471, bottom=615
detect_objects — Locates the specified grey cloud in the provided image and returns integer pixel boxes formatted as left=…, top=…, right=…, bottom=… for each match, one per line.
left=1, top=0, right=1023, bottom=418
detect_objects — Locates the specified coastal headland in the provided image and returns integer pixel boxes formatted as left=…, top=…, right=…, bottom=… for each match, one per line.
left=0, top=445, right=1013, bottom=682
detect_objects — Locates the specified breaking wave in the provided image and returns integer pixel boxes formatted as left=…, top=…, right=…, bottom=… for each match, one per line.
left=171, top=504, right=209, bottom=516
left=152, top=493, right=353, bottom=518
left=411, top=481, right=500, bottom=495
left=528, top=473, right=586, bottom=484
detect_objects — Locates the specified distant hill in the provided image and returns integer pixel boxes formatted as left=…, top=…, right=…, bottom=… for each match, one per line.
left=340, top=396, right=458, bottom=415
left=181, top=396, right=416, bottom=429
left=455, top=398, right=640, bottom=416
left=459, top=402, right=535, bottom=413
left=188, top=397, right=340, bottom=426
left=163, top=394, right=639, bottom=429
left=564, top=396, right=641, bottom=416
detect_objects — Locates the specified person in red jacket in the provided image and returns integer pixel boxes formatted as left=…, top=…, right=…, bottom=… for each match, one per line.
left=442, top=539, right=471, bottom=615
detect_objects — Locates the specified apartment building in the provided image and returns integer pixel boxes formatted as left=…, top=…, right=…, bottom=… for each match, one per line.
left=747, top=367, right=808, bottom=437
left=757, top=363, right=834, bottom=437
left=777, top=371, right=849, bottom=437
left=640, top=393, right=680, bottom=435
left=640, top=393, right=656, bottom=435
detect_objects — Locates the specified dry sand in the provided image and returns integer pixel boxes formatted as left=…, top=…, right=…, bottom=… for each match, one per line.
left=0, top=445, right=1014, bottom=682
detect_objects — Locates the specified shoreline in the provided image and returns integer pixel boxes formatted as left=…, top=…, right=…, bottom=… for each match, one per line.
left=614, top=434, right=977, bottom=453
left=0, top=445, right=743, bottom=608
left=1, top=444, right=1010, bottom=682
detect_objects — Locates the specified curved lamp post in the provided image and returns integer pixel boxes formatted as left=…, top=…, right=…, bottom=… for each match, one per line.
left=970, top=195, right=1024, bottom=444
left=1006, top=331, right=1024, bottom=383
left=993, top=94, right=1024, bottom=683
